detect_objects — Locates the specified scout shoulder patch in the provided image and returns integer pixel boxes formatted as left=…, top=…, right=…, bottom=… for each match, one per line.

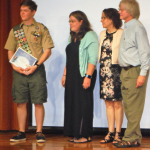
left=40, top=23, right=49, bottom=31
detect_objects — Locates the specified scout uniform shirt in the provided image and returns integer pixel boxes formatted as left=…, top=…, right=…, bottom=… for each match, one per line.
left=5, top=19, right=54, bottom=60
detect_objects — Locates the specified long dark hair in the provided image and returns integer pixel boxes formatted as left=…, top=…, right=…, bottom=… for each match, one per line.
left=69, top=10, right=92, bottom=42
left=103, top=8, right=122, bottom=29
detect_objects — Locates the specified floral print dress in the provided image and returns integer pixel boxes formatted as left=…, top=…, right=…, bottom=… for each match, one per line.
left=99, top=30, right=122, bottom=101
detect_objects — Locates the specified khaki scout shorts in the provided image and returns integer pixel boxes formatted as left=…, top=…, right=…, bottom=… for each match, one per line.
left=12, top=64, right=47, bottom=104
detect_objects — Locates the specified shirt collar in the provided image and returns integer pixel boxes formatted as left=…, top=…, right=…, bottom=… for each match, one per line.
left=20, top=19, right=38, bottom=28
left=124, top=18, right=137, bottom=28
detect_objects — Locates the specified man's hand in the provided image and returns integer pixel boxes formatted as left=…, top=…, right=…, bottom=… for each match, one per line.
left=24, top=65, right=37, bottom=75
left=8, top=51, right=26, bottom=74
left=12, top=65, right=25, bottom=74
left=61, top=76, right=66, bottom=88
left=82, top=77, right=91, bottom=89
left=136, top=75, right=146, bottom=88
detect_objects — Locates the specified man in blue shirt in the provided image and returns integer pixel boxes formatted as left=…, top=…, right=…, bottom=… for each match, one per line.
left=115, top=0, right=150, bottom=148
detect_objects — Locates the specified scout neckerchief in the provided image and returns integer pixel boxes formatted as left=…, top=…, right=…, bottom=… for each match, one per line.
left=13, top=23, right=42, bottom=54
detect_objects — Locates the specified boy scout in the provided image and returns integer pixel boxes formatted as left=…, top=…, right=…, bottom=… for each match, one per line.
left=4, top=0, right=54, bottom=142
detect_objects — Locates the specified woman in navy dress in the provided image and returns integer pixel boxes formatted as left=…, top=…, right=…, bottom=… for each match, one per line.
left=61, top=10, right=99, bottom=143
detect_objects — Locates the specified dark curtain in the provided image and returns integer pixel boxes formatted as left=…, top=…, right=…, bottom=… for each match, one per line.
left=0, top=0, right=28, bottom=130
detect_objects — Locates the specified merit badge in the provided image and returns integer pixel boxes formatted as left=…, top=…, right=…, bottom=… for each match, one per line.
left=21, top=32, right=24, bottom=35
left=23, top=37, right=26, bottom=41
left=36, top=26, right=39, bottom=30
left=19, top=36, right=22, bottom=39
left=15, top=34, right=18, bottom=38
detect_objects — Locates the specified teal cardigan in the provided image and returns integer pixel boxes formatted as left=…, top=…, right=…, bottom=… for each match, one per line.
left=68, top=31, right=99, bottom=77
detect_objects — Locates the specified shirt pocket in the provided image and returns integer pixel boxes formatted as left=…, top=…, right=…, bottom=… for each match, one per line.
left=123, top=38, right=132, bottom=51
left=122, top=37, right=134, bottom=52
left=30, top=34, right=42, bottom=48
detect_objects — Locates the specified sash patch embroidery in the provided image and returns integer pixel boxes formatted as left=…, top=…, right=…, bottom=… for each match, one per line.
left=14, top=29, right=32, bottom=54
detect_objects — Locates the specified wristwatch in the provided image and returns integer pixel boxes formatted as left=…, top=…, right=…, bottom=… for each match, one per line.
left=35, top=63, right=40, bottom=68
left=85, top=74, right=92, bottom=79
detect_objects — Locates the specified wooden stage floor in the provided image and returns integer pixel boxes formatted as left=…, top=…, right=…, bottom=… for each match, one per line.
left=0, top=132, right=150, bottom=150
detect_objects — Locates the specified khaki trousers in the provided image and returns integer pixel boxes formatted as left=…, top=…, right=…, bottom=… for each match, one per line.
left=120, top=66, right=149, bottom=143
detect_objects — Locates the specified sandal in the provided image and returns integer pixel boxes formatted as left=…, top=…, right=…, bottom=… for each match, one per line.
left=115, top=140, right=140, bottom=148
left=74, top=137, right=92, bottom=143
left=112, top=132, right=122, bottom=145
left=100, top=132, right=115, bottom=143
left=68, top=138, right=77, bottom=142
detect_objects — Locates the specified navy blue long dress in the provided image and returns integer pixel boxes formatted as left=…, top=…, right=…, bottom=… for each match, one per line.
left=64, top=40, right=97, bottom=139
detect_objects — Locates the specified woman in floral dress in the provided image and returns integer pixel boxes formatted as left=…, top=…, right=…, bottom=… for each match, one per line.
left=98, top=8, right=124, bottom=144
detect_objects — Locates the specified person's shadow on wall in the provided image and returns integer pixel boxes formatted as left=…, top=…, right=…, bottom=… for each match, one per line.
left=46, top=49, right=65, bottom=124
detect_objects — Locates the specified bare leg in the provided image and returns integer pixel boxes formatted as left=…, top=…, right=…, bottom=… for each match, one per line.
left=17, top=103, right=27, bottom=132
left=100, top=100, right=115, bottom=143
left=105, top=100, right=115, bottom=132
left=35, top=104, right=45, bottom=132
left=113, top=101, right=123, bottom=143
left=114, top=101, right=123, bottom=132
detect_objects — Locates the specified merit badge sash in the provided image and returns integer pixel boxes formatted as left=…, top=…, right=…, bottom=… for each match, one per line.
left=13, top=24, right=32, bottom=54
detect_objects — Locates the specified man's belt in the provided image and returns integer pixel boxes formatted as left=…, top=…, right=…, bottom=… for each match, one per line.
left=122, top=65, right=134, bottom=71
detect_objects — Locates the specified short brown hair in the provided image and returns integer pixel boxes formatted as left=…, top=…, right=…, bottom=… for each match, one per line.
left=103, top=8, right=122, bottom=29
left=119, top=0, right=140, bottom=19
left=20, top=0, right=37, bottom=12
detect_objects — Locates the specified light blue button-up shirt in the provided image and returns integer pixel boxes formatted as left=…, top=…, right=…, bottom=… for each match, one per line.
left=68, top=31, right=99, bottom=77
left=118, top=19, right=150, bottom=76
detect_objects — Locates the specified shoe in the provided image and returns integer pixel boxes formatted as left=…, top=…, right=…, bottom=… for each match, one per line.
left=74, top=137, right=92, bottom=143
left=112, top=132, right=122, bottom=146
left=10, top=131, right=26, bottom=142
left=115, top=140, right=140, bottom=148
left=100, top=131, right=115, bottom=143
left=36, top=132, right=46, bottom=143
